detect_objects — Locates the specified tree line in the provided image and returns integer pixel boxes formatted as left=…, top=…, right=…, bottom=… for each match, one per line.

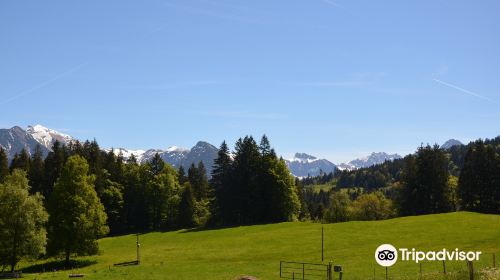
left=0, top=135, right=302, bottom=272
left=302, top=138, right=500, bottom=222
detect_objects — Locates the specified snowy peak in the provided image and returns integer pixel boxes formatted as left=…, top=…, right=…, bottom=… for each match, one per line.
left=286, top=152, right=336, bottom=177
left=339, top=152, right=402, bottom=170
left=291, top=153, right=318, bottom=163
left=26, top=124, right=73, bottom=149
left=441, top=139, right=463, bottom=149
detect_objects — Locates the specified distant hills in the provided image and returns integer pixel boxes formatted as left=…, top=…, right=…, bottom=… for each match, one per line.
left=0, top=124, right=465, bottom=177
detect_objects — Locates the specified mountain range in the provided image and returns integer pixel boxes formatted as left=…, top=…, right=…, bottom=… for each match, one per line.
left=0, top=124, right=458, bottom=177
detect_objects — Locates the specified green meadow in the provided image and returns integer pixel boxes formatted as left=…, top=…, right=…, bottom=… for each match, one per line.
left=20, top=212, right=500, bottom=279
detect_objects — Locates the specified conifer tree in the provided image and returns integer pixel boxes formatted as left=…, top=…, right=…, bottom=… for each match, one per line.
left=28, top=145, right=45, bottom=195
left=178, top=182, right=196, bottom=228
left=178, top=165, right=187, bottom=185
left=209, top=141, right=232, bottom=225
left=43, top=140, right=67, bottom=198
left=0, top=148, right=8, bottom=183
left=10, top=149, right=30, bottom=173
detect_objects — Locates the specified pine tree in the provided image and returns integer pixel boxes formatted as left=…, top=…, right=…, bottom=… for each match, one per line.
left=178, top=166, right=187, bottom=185
left=149, top=153, right=165, bottom=176
left=43, top=140, right=67, bottom=198
left=0, top=148, right=8, bottom=183
left=10, top=149, right=30, bottom=173
left=209, top=141, right=232, bottom=225
left=178, top=183, right=196, bottom=228
left=28, top=145, right=45, bottom=195
left=47, top=155, right=108, bottom=266
left=458, top=140, right=500, bottom=213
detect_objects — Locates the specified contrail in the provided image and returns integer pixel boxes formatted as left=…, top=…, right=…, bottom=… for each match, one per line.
left=0, top=62, right=87, bottom=105
left=433, top=78, right=495, bottom=103
left=322, top=0, right=341, bottom=7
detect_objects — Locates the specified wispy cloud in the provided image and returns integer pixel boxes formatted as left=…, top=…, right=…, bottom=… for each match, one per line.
left=163, top=2, right=263, bottom=24
left=433, top=78, right=496, bottom=103
left=298, top=81, right=363, bottom=87
left=196, top=111, right=288, bottom=120
left=298, top=72, right=386, bottom=88
left=130, top=80, right=226, bottom=91
left=0, top=62, right=87, bottom=106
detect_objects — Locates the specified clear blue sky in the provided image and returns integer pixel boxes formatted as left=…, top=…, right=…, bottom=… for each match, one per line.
left=1, top=0, right=499, bottom=163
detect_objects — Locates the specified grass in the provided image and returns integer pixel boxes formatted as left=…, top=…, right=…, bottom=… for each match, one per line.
left=18, top=212, right=500, bottom=279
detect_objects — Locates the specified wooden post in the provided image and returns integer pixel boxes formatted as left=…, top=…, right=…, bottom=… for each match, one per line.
left=302, top=263, right=305, bottom=280
left=292, top=272, right=295, bottom=280
left=136, top=233, right=140, bottom=264
left=442, top=260, right=446, bottom=274
left=280, top=261, right=282, bottom=278
left=322, top=227, right=324, bottom=262
left=467, top=260, right=474, bottom=280
left=328, top=262, right=333, bottom=280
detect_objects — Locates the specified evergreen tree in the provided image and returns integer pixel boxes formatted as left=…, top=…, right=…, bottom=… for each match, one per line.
left=28, top=145, right=45, bottom=195
left=458, top=140, right=500, bottom=213
left=10, top=149, right=30, bottom=173
left=0, top=170, right=48, bottom=272
left=43, top=140, right=67, bottom=198
left=178, top=183, right=196, bottom=228
left=0, top=148, right=8, bottom=183
left=178, top=166, right=187, bottom=185
left=209, top=141, right=232, bottom=225
left=399, top=145, right=451, bottom=215
left=149, top=153, right=165, bottom=176
left=47, top=155, right=108, bottom=266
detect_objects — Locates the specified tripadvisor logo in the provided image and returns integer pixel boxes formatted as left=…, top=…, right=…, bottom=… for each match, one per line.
left=375, top=244, right=482, bottom=267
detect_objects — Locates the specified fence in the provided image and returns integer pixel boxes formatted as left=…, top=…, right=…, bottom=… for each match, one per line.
left=280, top=261, right=333, bottom=280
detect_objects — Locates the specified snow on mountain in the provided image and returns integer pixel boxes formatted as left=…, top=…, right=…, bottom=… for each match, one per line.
left=26, top=124, right=73, bottom=149
left=108, top=142, right=218, bottom=176
left=338, top=152, right=402, bottom=170
left=285, top=153, right=336, bottom=177
left=441, top=139, right=463, bottom=149
left=107, top=148, right=146, bottom=162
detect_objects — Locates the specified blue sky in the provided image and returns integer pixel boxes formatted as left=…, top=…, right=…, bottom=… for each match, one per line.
left=1, top=0, right=499, bottom=163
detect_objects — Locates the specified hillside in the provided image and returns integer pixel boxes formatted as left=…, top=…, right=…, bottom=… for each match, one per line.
left=20, top=212, right=500, bottom=280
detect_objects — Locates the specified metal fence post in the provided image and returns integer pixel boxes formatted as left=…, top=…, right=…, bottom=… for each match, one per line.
left=442, top=260, right=446, bottom=274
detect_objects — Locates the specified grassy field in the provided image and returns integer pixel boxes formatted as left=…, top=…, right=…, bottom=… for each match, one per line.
left=19, top=212, right=500, bottom=279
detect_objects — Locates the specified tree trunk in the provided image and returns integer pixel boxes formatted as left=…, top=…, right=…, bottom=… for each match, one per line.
left=10, top=230, right=18, bottom=272
left=65, top=248, right=71, bottom=268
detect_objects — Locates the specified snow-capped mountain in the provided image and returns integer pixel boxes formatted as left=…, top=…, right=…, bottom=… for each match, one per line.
left=0, top=125, right=73, bottom=160
left=441, top=139, right=463, bottom=149
left=26, top=124, right=73, bottom=149
left=285, top=153, right=336, bottom=177
left=337, top=152, right=402, bottom=170
left=109, top=142, right=218, bottom=176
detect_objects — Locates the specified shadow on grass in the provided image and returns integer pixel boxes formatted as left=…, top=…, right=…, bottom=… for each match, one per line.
left=20, top=259, right=97, bottom=273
